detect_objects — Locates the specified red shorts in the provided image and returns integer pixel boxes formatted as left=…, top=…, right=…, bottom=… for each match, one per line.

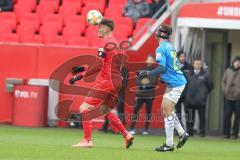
left=84, top=77, right=122, bottom=108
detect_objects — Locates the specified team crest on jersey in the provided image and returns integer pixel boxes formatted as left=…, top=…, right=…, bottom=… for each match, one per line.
left=98, top=48, right=106, bottom=58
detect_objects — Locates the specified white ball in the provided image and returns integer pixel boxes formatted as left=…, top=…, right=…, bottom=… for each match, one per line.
left=86, top=10, right=103, bottom=25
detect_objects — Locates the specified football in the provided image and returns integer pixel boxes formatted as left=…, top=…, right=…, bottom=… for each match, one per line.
left=86, top=10, right=103, bottom=25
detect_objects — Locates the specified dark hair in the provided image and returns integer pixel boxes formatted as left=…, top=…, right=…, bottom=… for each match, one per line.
left=234, top=56, right=240, bottom=62
left=100, top=19, right=114, bottom=31
left=155, top=23, right=172, bottom=39
left=177, top=50, right=185, bottom=58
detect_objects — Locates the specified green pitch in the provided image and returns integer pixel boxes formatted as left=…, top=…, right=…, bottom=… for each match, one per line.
left=0, top=125, right=239, bottom=160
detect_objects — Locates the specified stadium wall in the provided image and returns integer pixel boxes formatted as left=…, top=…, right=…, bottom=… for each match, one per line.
left=0, top=39, right=164, bottom=128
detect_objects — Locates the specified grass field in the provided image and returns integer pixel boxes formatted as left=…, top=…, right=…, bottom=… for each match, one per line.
left=0, top=125, right=239, bottom=160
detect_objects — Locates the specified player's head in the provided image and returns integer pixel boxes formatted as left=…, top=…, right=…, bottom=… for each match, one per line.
left=146, top=54, right=155, bottom=67
left=98, top=19, right=114, bottom=38
left=193, top=60, right=202, bottom=70
left=155, top=24, right=172, bottom=42
left=177, top=50, right=186, bottom=64
left=232, top=56, right=240, bottom=69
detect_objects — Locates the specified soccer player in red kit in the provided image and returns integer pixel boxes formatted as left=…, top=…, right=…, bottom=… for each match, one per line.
left=72, top=19, right=134, bottom=148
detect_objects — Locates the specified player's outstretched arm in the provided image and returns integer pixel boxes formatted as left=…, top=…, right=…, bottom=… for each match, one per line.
left=84, top=61, right=103, bottom=78
left=148, top=65, right=167, bottom=76
left=137, top=65, right=167, bottom=77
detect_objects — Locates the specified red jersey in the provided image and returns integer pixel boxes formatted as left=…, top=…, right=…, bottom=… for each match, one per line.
left=98, top=35, right=124, bottom=80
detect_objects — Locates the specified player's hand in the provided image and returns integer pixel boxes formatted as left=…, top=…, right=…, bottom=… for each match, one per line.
left=69, top=75, right=83, bottom=85
left=72, top=66, right=85, bottom=75
left=136, top=70, right=148, bottom=77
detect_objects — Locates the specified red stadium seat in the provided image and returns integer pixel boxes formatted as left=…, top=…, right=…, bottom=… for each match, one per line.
left=136, top=18, right=156, bottom=29
left=17, top=0, right=37, bottom=11
left=104, top=7, right=123, bottom=18
left=63, top=16, right=86, bottom=33
left=63, top=23, right=84, bottom=38
left=114, top=25, right=131, bottom=36
left=20, top=34, right=43, bottom=44
left=37, top=3, right=56, bottom=20
left=0, top=12, right=17, bottom=30
left=14, top=4, right=33, bottom=16
left=59, top=4, right=81, bottom=18
left=40, top=23, right=59, bottom=37
left=17, top=12, right=39, bottom=24
left=89, top=37, right=103, bottom=47
left=85, top=0, right=106, bottom=8
left=81, top=3, right=105, bottom=17
left=61, top=0, right=82, bottom=12
left=42, top=14, right=63, bottom=31
left=17, top=24, right=36, bottom=37
left=0, top=33, right=19, bottom=43
left=66, top=36, right=89, bottom=47
left=39, top=0, right=59, bottom=12
left=63, top=15, right=85, bottom=25
left=85, top=26, right=98, bottom=38
left=17, top=13, right=40, bottom=31
left=108, top=0, right=126, bottom=9
left=43, top=35, right=66, bottom=45
left=0, top=23, right=13, bottom=34
left=108, top=0, right=127, bottom=4
left=114, top=17, right=133, bottom=33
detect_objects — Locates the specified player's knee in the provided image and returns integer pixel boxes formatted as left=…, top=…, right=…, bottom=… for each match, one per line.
left=162, top=104, right=172, bottom=117
left=99, top=104, right=110, bottom=115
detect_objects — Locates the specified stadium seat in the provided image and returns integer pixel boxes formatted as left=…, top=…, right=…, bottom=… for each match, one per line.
left=59, top=4, right=81, bottom=18
left=114, top=25, right=131, bottom=37
left=14, top=4, right=34, bottom=16
left=85, top=0, right=106, bottom=8
left=20, top=34, right=43, bottom=44
left=0, top=33, right=19, bottom=43
left=42, top=14, right=63, bottom=31
left=114, top=17, right=133, bottom=33
left=43, top=35, right=66, bottom=45
left=89, top=37, right=103, bottom=47
left=17, top=0, right=37, bottom=11
left=108, top=0, right=126, bottom=9
left=17, top=24, right=36, bottom=37
left=63, top=15, right=85, bottom=25
left=136, top=18, right=156, bottom=29
left=0, top=12, right=17, bottom=30
left=61, top=0, right=82, bottom=12
left=39, top=0, right=59, bottom=12
left=17, top=13, right=40, bottom=31
left=104, top=7, right=123, bottom=18
left=81, top=3, right=105, bottom=17
left=66, top=36, right=89, bottom=47
left=85, top=26, right=98, bottom=38
left=0, top=23, right=13, bottom=34
left=40, top=23, right=59, bottom=37
left=36, top=3, right=57, bottom=20
left=62, top=23, right=84, bottom=38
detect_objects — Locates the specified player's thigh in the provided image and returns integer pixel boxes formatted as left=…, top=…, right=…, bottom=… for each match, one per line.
left=162, top=85, right=185, bottom=116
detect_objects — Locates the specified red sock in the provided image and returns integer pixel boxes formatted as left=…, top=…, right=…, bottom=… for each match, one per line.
left=82, top=120, right=92, bottom=142
left=106, top=112, right=128, bottom=137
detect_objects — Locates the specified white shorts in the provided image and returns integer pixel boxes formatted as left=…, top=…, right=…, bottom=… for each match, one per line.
left=163, top=85, right=185, bottom=104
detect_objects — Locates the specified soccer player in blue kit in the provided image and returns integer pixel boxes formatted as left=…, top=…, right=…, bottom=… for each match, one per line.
left=139, top=24, right=189, bottom=152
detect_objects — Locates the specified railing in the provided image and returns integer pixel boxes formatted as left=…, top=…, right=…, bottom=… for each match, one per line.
left=131, top=0, right=184, bottom=51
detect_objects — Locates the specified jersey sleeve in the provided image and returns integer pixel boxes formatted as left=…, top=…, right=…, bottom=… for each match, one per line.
left=156, top=48, right=166, bottom=67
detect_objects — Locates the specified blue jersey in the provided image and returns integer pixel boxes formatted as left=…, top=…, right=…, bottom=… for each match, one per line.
left=155, top=41, right=187, bottom=88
